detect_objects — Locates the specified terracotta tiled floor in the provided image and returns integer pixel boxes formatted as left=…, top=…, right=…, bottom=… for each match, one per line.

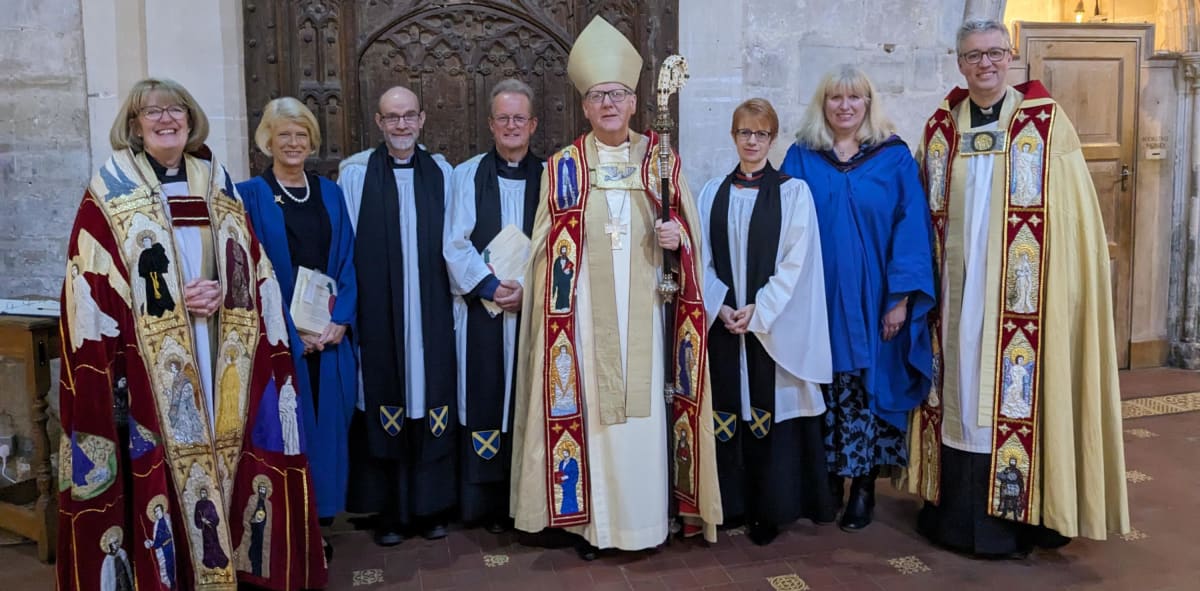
left=5, top=369, right=1199, bottom=591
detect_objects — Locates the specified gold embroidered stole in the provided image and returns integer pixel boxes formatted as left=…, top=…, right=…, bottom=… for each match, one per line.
left=89, top=150, right=260, bottom=589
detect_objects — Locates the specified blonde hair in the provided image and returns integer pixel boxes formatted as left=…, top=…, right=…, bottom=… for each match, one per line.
left=109, top=78, right=209, bottom=153
left=254, top=97, right=322, bottom=157
left=793, top=65, right=896, bottom=151
left=730, top=98, right=779, bottom=139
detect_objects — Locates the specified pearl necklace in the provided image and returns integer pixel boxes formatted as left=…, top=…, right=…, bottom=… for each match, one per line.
left=278, top=172, right=310, bottom=204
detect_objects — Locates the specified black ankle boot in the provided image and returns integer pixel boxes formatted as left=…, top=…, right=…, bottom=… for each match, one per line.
left=747, top=521, right=780, bottom=546
left=828, top=473, right=845, bottom=510
left=839, top=468, right=878, bottom=532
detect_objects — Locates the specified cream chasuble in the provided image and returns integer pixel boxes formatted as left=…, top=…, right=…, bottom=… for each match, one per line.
left=902, top=84, right=1130, bottom=540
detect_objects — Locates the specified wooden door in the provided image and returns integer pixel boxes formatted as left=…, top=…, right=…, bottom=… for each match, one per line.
left=243, top=0, right=678, bottom=179
left=1022, top=27, right=1142, bottom=368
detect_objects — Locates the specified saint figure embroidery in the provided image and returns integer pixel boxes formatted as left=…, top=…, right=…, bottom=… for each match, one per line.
left=68, top=263, right=120, bottom=350
left=166, top=359, right=206, bottom=445
left=995, top=457, right=1025, bottom=520
left=554, top=442, right=581, bottom=515
left=259, top=274, right=288, bottom=345
left=237, top=475, right=273, bottom=578
left=99, top=526, right=134, bottom=591
left=136, top=231, right=175, bottom=317
left=193, top=486, right=229, bottom=569
left=1010, top=138, right=1044, bottom=207
left=1010, top=252, right=1036, bottom=314
left=556, top=150, right=579, bottom=209
left=1000, top=352, right=1034, bottom=419
left=216, top=341, right=244, bottom=436
left=550, top=241, right=575, bottom=313
left=278, top=376, right=301, bottom=455
left=550, top=343, right=577, bottom=417
left=144, top=500, right=176, bottom=589
left=677, top=337, right=695, bottom=398
left=674, top=424, right=694, bottom=496
left=223, top=227, right=254, bottom=310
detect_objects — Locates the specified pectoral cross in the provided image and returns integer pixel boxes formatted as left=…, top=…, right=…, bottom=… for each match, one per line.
left=605, top=217, right=628, bottom=250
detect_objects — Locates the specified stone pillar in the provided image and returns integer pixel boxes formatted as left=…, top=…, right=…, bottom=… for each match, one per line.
left=963, top=0, right=1008, bottom=22
left=1171, top=53, right=1200, bottom=367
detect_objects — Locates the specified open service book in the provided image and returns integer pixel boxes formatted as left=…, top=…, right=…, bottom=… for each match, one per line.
left=481, top=224, right=531, bottom=317
left=290, top=266, right=337, bottom=335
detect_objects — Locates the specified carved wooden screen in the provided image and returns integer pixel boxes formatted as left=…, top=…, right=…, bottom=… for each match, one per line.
left=243, top=0, right=679, bottom=178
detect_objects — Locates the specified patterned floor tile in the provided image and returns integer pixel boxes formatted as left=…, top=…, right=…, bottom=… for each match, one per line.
left=1122, top=392, right=1200, bottom=419
left=351, top=568, right=384, bottom=587
left=767, top=574, right=811, bottom=590
left=886, top=555, right=932, bottom=574
left=1126, top=470, right=1154, bottom=483
left=1125, top=428, right=1159, bottom=438
left=1121, top=529, right=1148, bottom=542
left=483, top=553, right=510, bottom=567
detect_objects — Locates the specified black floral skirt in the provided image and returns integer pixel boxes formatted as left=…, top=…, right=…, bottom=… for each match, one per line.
left=822, top=372, right=907, bottom=477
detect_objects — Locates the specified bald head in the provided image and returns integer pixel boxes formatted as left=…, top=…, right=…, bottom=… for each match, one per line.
left=375, top=85, right=425, bottom=159
left=378, top=86, right=419, bottom=112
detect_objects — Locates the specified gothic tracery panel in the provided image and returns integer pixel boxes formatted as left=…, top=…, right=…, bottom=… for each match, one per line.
left=245, top=1, right=678, bottom=176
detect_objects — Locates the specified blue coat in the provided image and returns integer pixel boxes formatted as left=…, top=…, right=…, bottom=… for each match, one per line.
left=237, top=175, right=358, bottom=518
left=782, top=140, right=936, bottom=429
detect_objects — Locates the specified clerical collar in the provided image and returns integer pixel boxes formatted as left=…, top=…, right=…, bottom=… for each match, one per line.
left=146, top=153, right=186, bottom=184
left=969, top=92, right=1006, bottom=128
left=493, top=149, right=530, bottom=180
left=732, top=167, right=765, bottom=189
left=596, top=138, right=630, bottom=152
left=392, top=156, right=413, bottom=169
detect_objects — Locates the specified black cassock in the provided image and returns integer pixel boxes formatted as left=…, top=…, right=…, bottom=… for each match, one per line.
left=347, top=144, right=458, bottom=527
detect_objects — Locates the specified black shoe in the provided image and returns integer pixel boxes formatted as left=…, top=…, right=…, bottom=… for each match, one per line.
left=422, top=522, right=448, bottom=540
left=839, top=468, right=878, bottom=532
left=484, top=518, right=510, bottom=534
left=747, top=522, right=779, bottom=546
left=828, top=473, right=845, bottom=511
left=575, top=541, right=599, bottom=561
left=373, top=528, right=404, bottom=547
left=323, top=536, right=334, bottom=562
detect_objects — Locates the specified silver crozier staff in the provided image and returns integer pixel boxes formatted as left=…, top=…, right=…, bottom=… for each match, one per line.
left=653, top=54, right=688, bottom=527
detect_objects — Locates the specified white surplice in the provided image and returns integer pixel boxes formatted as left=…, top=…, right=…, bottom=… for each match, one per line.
left=338, top=148, right=454, bottom=415
left=444, top=152, right=534, bottom=430
left=696, top=175, right=831, bottom=421
left=945, top=120, right=998, bottom=454
left=160, top=174, right=217, bottom=432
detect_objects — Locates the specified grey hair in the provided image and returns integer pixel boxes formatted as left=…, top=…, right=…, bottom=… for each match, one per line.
left=489, top=78, right=536, bottom=115
left=956, top=19, right=1012, bottom=54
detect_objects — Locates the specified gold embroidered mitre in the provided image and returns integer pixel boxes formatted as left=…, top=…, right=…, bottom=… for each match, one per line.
left=567, top=16, right=643, bottom=94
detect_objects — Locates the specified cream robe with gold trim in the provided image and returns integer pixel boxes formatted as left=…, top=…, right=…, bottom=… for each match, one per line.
left=900, top=85, right=1130, bottom=540
left=511, top=132, right=722, bottom=547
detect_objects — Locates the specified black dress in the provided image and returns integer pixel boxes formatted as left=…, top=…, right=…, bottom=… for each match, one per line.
left=264, top=167, right=331, bottom=409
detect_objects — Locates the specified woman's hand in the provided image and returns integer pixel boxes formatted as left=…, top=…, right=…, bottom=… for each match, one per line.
left=184, top=279, right=222, bottom=318
left=882, top=298, right=909, bottom=341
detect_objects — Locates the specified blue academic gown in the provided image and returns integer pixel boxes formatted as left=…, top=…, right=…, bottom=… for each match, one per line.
left=237, top=175, right=359, bottom=518
left=781, top=139, right=935, bottom=429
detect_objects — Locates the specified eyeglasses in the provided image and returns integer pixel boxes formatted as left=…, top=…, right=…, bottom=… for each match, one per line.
left=379, top=111, right=421, bottom=127
left=584, top=88, right=633, bottom=104
left=735, top=129, right=772, bottom=142
left=960, top=47, right=1011, bottom=65
left=139, top=105, right=187, bottom=121
left=492, top=115, right=531, bottom=127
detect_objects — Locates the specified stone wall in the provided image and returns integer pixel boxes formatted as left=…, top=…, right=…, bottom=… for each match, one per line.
left=678, top=0, right=970, bottom=189
left=0, top=0, right=89, bottom=298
